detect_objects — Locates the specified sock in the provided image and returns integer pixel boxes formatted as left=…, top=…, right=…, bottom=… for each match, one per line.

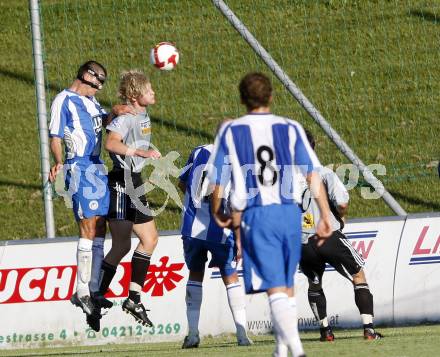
left=276, top=297, right=303, bottom=356
left=308, top=288, right=328, bottom=327
left=186, top=280, right=203, bottom=336
left=226, top=282, right=248, bottom=339
left=128, top=250, right=151, bottom=303
left=354, top=283, right=374, bottom=328
left=99, top=260, right=117, bottom=295
left=288, top=297, right=304, bottom=356
left=89, top=237, right=105, bottom=294
left=76, top=238, right=93, bottom=297
left=269, top=293, right=305, bottom=357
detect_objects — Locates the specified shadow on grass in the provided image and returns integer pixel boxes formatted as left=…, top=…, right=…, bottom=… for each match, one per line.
left=149, top=201, right=182, bottom=213
left=409, top=9, right=440, bottom=24
left=389, top=190, right=440, bottom=211
left=0, top=179, right=40, bottom=190
left=0, top=67, right=214, bottom=141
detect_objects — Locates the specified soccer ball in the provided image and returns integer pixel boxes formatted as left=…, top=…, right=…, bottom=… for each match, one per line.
left=149, top=42, right=179, bottom=71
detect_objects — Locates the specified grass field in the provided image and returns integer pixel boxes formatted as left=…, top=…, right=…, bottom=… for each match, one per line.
left=0, top=0, right=439, bottom=239
left=1, top=325, right=440, bottom=356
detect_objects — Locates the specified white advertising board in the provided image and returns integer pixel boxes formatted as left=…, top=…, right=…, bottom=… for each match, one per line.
left=393, top=214, right=440, bottom=323
left=294, top=218, right=405, bottom=329
left=0, top=214, right=437, bottom=349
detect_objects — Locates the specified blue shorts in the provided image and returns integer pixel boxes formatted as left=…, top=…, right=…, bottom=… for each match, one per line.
left=65, top=158, right=110, bottom=221
left=241, top=204, right=302, bottom=294
left=182, top=236, right=236, bottom=277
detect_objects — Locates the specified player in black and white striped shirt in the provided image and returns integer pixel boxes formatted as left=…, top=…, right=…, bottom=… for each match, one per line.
left=299, top=129, right=382, bottom=342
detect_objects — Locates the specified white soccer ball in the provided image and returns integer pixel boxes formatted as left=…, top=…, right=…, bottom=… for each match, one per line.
left=149, top=42, right=179, bottom=71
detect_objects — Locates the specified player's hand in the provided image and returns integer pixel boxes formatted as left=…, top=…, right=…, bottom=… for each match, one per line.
left=135, top=149, right=161, bottom=159
left=213, top=212, right=232, bottom=228
left=48, top=163, right=63, bottom=183
left=112, top=104, right=136, bottom=116
left=234, top=241, right=242, bottom=263
left=315, top=216, right=333, bottom=247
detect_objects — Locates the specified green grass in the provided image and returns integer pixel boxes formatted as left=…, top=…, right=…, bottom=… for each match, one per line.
left=1, top=325, right=440, bottom=356
left=0, top=0, right=439, bottom=239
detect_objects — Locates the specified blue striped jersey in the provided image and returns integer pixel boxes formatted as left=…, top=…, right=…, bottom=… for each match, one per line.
left=49, top=89, right=107, bottom=160
left=180, top=144, right=232, bottom=244
left=208, top=113, right=321, bottom=211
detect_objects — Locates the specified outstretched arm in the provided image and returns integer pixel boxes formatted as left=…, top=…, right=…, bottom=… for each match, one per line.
left=105, top=131, right=161, bottom=158
left=103, top=104, right=136, bottom=127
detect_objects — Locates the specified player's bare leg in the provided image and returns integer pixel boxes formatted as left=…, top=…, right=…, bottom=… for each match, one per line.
left=222, top=272, right=252, bottom=346
left=182, top=270, right=204, bottom=349
left=121, top=220, right=158, bottom=327
left=268, top=287, right=305, bottom=357
left=85, top=219, right=133, bottom=332
left=99, top=219, right=133, bottom=297
left=352, top=270, right=382, bottom=340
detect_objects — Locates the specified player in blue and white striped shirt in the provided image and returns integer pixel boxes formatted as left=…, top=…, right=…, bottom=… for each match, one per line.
left=208, top=73, right=333, bottom=357
left=178, top=143, right=252, bottom=348
left=48, top=61, right=133, bottom=319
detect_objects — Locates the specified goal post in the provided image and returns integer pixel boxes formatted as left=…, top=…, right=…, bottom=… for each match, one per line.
left=31, top=0, right=440, bottom=237
left=212, top=0, right=406, bottom=216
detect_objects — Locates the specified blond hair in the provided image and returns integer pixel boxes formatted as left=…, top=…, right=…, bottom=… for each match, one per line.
left=118, top=69, right=150, bottom=103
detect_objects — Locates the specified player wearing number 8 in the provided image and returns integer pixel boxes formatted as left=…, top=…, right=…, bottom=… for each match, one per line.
left=208, top=72, right=333, bottom=357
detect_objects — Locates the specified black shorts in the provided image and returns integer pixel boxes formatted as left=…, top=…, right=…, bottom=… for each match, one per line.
left=107, top=169, right=153, bottom=224
left=300, top=230, right=365, bottom=283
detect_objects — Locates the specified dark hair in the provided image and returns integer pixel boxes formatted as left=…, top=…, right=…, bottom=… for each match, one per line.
left=239, top=72, right=272, bottom=110
left=304, top=128, right=315, bottom=150
left=77, top=60, right=107, bottom=79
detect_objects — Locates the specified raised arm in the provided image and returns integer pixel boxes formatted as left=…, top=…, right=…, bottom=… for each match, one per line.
left=103, top=104, right=135, bottom=127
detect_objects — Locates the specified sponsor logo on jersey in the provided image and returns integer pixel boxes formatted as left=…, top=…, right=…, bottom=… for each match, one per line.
left=302, top=213, right=314, bottom=229
left=89, top=200, right=99, bottom=210
left=409, top=225, right=440, bottom=265
left=140, top=122, right=151, bottom=135
left=91, top=115, right=103, bottom=135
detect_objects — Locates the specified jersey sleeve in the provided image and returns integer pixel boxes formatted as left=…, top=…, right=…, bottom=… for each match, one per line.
left=207, top=123, right=231, bottom=186
left=49, top=95, right=68, bottom=138
left=179, top=148, right=196, bottom=185
left=106, top=114, right=131, bottom=140
left=322, top=168, right=349, bottom=206
left=292, top=123, right=321, bottom=175
left=93, top=97, right=108, bottom=121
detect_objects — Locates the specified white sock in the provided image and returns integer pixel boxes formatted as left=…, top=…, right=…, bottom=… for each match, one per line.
left=269, top=293, right=305, bottom=357
left=320, top=317, right=329, bottom=328
left=273, top=322, right=288, bottom=357
left=186, top=280, right=203, bottom=336
left=361, top=314, right=373, bottom=325
left=288, top=297, right=304, bottom=357
left=226, top=282, right=248, bottom=339
left=76, top=238, right=93, bottom=297
left=89, top=237, right=105, bottom=294
left=275, top=296, right=300, bottom=357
